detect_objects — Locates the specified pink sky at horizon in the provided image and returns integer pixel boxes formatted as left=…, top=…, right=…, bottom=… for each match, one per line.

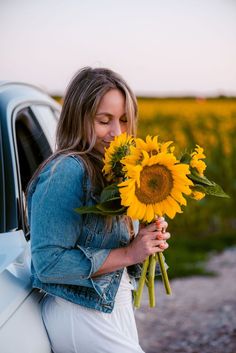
left=1, top=0, right=236, bottom=96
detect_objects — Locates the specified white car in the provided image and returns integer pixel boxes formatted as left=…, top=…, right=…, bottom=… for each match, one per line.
left=0, top=82, right=61, bottom=353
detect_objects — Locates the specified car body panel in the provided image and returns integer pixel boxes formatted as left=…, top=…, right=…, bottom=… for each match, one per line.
left=0, top=290, right=51, bottom=353
left=0, top=81, right=60, bottom=352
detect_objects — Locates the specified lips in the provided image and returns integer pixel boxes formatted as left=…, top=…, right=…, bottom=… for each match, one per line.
left=102, top=140, right=113, bottom=146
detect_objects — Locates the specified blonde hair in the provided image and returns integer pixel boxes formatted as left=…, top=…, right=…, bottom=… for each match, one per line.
left=27, top=67, right=138, bottom=192
left=57, top=67, right=137, bottom=153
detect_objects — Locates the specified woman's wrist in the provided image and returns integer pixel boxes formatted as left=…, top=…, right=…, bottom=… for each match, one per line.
left=123, top=245, right=136, bottom=267
left=92, top=246, right=134, bottom=277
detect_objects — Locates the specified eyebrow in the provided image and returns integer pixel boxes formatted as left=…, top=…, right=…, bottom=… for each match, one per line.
left=96, top=112, right=113, bottom=117
left=95, top=112, right=126, bottom=118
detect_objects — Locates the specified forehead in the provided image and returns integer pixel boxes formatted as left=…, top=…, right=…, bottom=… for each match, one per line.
left=97, top=89, right=126, bottom=111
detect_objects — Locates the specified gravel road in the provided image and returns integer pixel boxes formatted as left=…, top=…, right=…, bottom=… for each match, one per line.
left=135, top=248, right=236, bottom=353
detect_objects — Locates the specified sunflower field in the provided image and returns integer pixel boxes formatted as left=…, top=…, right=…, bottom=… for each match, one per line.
left=137, top=97, right=236, bottom=278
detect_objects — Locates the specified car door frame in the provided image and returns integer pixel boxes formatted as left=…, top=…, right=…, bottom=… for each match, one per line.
left=0, top=83, right=60, bottom=352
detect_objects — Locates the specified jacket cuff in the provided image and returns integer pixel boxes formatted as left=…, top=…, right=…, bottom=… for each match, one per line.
left=76, top=245, right=112, bottom=298
left=77, top=245, right=111, bottom=278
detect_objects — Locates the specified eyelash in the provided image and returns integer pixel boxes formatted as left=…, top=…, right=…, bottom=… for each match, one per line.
left=99, top=119, right=127, bottom=125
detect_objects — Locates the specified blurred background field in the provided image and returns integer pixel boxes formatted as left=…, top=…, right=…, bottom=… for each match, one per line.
left=137, top=97, right=236, bottom=278
left=54, top=95, right=236, bottom=278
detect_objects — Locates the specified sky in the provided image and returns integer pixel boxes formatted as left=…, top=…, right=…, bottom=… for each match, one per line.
left=1, top=0, right=236, bottom=96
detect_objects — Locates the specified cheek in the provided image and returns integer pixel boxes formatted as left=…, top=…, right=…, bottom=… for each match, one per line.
left=95, top=124, right=108, bottom=139
left=121, top=124, right=128, bottom=133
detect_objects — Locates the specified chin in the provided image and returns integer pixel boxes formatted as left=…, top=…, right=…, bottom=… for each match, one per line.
left=94, top=146, right=105, bottom=155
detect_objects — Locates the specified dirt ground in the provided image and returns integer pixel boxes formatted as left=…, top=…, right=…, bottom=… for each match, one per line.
left=135, top=248, right=236, bottom=353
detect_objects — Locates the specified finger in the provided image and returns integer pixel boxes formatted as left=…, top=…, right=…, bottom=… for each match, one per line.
left=144, top=222, right=157, bottom=232
left=146, top=230, right=171, bottom=240
left=155, top=219, right=162, bottom=230
left=161, top=221, right=168, bottom=233
left=158, top=242, right=169, bottom=250
left=151, top=240, right=167, bottom=247
left=157, top=231, right=171, bottom=240
left=159, top=242, right=169, bottom=250
left=147, top=231, right=161, bottom=239
left=151, top=242, right=169, bottom=253
left=156, top=216, right=165, bottom=222
left=155, top=217, right=166, bottom=230
left=156, top=219, right=167, bottom=231
left=139, top=223, right=146, bottom=231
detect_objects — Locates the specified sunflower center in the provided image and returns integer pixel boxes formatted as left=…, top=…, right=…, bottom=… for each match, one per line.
left=151, top=149, right=158, bottom=156
left=135, top=164, right=174, bottom=204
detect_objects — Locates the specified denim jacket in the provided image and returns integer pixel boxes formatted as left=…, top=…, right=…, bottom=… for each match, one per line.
left=27, top=155, right=162, bottom=313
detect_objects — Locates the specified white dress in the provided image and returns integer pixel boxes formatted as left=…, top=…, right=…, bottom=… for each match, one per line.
left=42, top=268, right=145, bottom=353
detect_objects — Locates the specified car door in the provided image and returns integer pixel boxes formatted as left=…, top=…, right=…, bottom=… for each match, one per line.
left=0, top=84, right=60, bottom=353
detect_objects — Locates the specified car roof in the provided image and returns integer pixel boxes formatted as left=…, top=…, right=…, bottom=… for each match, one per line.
left=0, top=81, right=61, bottom=116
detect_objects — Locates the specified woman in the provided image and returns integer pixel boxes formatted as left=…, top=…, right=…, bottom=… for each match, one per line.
left=27, top=67, right=170, bottom=353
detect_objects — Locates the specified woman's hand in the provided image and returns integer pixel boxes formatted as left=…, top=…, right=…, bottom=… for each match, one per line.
left=127, top=217, right=170, bottom=265
left=93, top=217, right=170, bottom=276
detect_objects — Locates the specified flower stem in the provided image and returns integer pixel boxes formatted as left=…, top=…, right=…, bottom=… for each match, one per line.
left=133, top=257, right=149, bottom=308
left=148, top=254, right=157, bottom=307
left=157, top=252, right=172, bottom=295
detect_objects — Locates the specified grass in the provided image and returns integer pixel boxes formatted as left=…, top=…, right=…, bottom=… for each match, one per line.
left=54, top=95, right=236, bottom=279
left=136, top=97, right=236, bottom=279
left=163, top=231, right=236, bottom=279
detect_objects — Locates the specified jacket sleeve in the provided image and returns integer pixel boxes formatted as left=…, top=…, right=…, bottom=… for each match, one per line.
left=29, top=156, right=111, bottom=287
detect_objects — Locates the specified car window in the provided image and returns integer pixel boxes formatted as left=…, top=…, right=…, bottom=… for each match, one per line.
left=14, top=105, right=59, bottom=237
left=0, top=122, right=5, bottom=232
left=31, top=105, right=59, bottom=152
left=15, top=107, right=52, bottom=193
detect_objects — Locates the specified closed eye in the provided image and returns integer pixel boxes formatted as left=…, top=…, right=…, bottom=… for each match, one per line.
left=99, top=120, right=110, bottom=125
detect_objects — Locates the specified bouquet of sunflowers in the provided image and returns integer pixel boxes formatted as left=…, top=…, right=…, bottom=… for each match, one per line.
left=76, top=133, right=229, bottom=308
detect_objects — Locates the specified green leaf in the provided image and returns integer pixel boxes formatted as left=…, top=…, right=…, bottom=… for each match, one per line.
left=74, top=195, right=127, bottom=216
left=74, top=205, right=126, bottom=216
left=180, top=152, right=191, bottom=164
left=97, top=206, right=127, bottom=215
left=188, top=169, right=214, bottom=186
left=100, top=184, right=120, bottom=203
left=97, top=197, right=127, bottom=215
left=193, top=183, right=230, bottom=198
left=74, top=205, right=105, bottom=215
left=98, top=196, right=121, bottom=209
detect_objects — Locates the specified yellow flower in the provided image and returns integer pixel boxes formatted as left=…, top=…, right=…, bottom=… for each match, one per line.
left=122, top=135, right=174, bottom=167
left=190, top=145, right=206, bottom=176
left=191, top=190, right=206, bottom=200
left=191, top=145, right=206, bottom=159
left=119, top=151, right=193, bottom=222
left=103, top=133, right=134, bottom=181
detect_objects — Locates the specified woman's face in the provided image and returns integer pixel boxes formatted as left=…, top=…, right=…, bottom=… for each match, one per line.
left=94, top=88, right=128, bottom=154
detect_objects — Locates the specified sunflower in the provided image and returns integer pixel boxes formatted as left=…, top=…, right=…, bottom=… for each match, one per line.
left=191, top=190, right=206, bottom=200
left=190, top=145, right=206, bottom=176
left=123, top=135, right=174, bottom=167
left=102, top=132, right=134, bottom=181
left=119, top=150, right=193, bottom=222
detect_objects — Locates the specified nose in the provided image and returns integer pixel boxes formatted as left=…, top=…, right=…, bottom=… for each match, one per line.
left=110, top=120, right=122, bottom=137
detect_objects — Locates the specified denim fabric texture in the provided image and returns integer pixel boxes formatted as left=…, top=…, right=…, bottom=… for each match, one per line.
left=27, top=155, right=161, bottom=313
left=27, top=156, right=140, bottom=312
